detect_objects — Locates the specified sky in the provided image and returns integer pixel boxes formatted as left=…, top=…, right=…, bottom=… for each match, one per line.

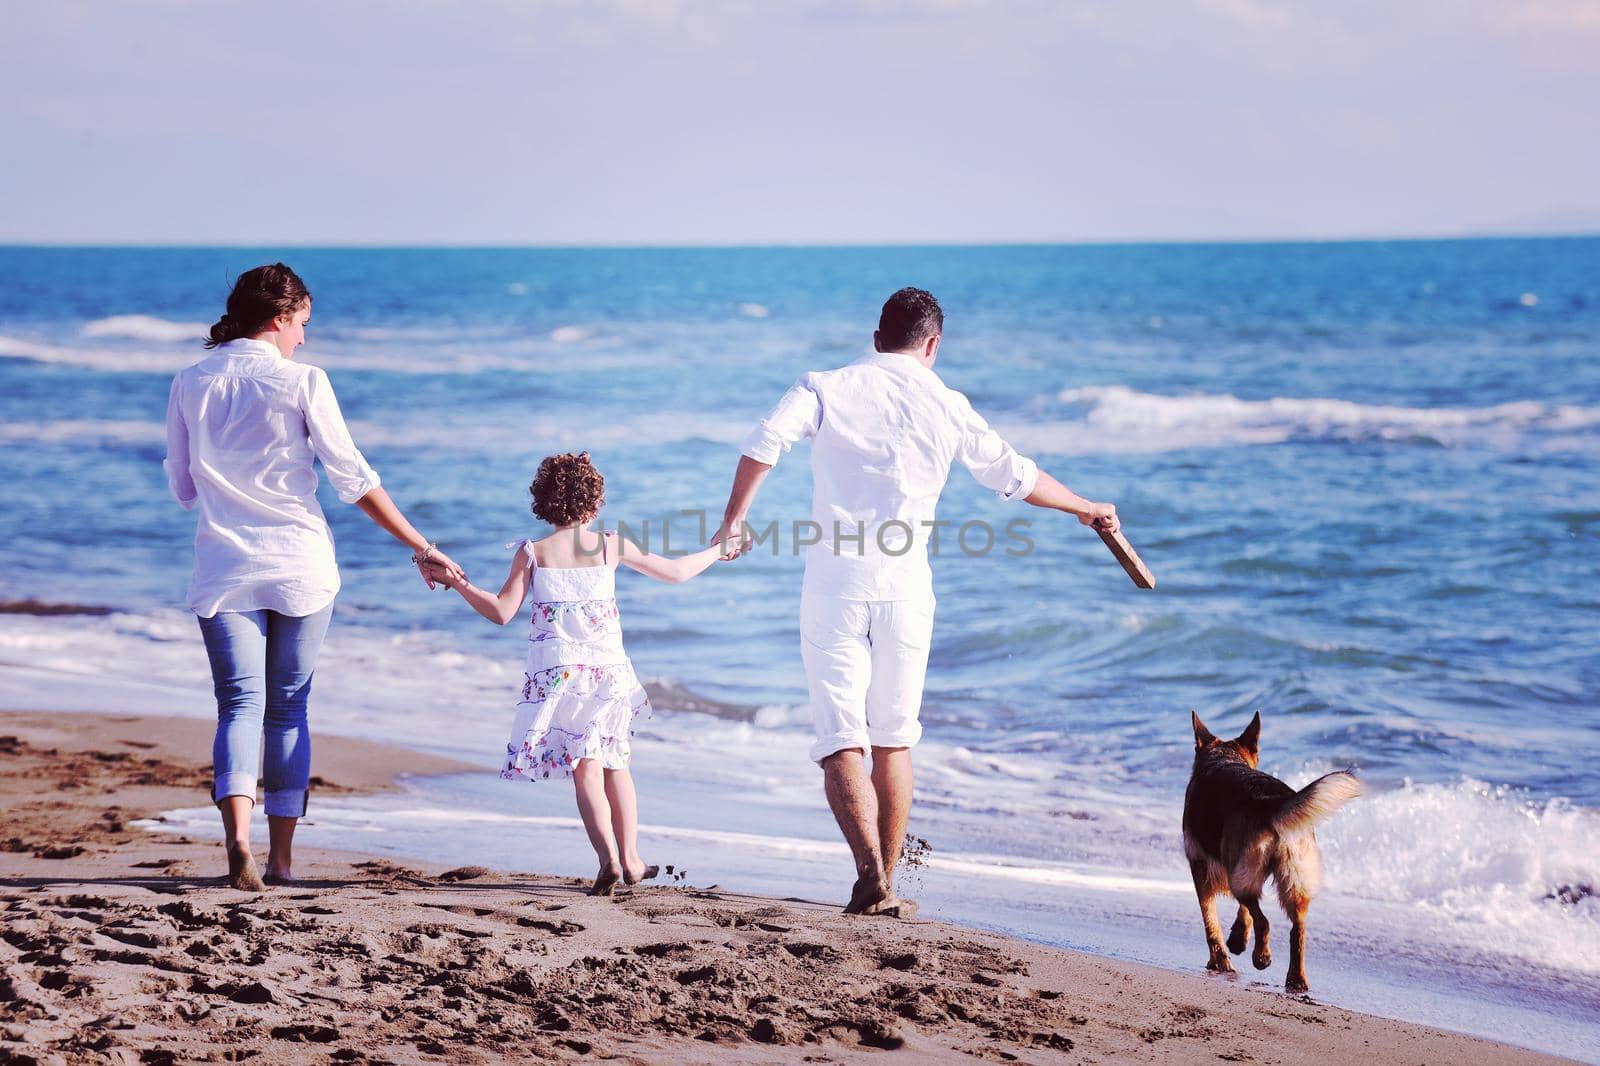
left=1, top=0, right=1597, bottom=245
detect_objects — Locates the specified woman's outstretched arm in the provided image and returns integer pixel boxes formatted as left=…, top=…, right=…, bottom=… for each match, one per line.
left=355, top=487, right=466, bottom=588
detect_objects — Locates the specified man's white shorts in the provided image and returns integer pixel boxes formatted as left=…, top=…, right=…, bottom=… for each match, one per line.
left=800, top=590, right=937, bottom=763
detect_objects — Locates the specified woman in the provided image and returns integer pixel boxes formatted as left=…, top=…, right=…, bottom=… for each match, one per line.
left=164, top=262, right=463, bottom=892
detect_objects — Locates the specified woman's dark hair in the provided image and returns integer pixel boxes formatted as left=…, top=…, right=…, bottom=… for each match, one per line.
left=877, top=286, right=944, bottom=352
left=205, top=263, right=312, bottom=349
left=530, top=452, right=606, bottom=526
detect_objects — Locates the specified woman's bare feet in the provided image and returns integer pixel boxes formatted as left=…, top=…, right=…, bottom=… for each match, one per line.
left=226, top=843, right=265, bottom=893
left=622, top=861, right=659, bottom=886
left=264, top=851, right=293, bottom=886
left=588, top=863, right=621, bottom=897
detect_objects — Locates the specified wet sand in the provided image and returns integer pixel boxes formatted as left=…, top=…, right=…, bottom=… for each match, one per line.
left=0, top=710, right=1571, bottom=1064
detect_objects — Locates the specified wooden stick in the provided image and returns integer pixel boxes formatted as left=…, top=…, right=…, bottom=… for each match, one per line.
left=1097, top=526, right=1156, bottom=589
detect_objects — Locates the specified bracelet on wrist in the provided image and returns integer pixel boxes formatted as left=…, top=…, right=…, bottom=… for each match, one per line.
left=411, top=541, right=438, bottom=566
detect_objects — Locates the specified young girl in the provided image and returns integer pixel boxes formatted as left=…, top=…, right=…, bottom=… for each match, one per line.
left=430, top=452, right=724, bottom=896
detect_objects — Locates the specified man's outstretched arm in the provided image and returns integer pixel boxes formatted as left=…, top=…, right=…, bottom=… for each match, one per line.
left=716, top=455, right=773, bottom=556
left=721, top=375, right=821, bottom=557
left=1025, top=470, right=1119, bottom=533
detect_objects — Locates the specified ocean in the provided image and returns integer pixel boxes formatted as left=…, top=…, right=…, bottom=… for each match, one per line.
left=2, top=241, right=1597, bottom=1060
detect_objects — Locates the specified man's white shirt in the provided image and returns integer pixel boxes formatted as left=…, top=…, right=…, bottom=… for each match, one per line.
left=741, top=351, right=1038, bottom=601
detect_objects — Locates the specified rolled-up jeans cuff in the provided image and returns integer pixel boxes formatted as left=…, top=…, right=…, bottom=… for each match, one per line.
left=213, top=771, right=256, bottom=806
left=264, top=788, right=308, bottom=819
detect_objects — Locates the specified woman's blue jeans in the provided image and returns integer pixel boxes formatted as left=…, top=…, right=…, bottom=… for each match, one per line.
left=197, top=605, right=333, bottom=818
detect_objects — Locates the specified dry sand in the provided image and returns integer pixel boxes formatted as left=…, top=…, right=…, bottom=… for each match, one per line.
left=0, top=710, right=1571, bottom=1065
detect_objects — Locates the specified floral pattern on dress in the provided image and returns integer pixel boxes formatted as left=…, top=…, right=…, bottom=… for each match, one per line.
left=519, top=663, right=634, bottom=703
left=532, top=600, right=620, bottom=627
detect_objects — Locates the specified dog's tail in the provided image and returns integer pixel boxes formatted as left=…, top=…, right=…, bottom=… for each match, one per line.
left=1272, top=771, right=1362, bottom=834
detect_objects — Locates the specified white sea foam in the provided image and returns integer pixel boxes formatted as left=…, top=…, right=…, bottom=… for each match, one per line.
left=0, top=334, right=190, bottom=372
left=0, top=411, right=748, bottom=452
left=0, top=335, right=63, bottom=361
left=1320, top=777, right=1600, bottom=974
left=0, top=420, right=163, bottom=446
left=80, top=315, right=206, bottom=343
left=344, top=413, right=749, bottom=450
left=999, top=386, right=1600, bottom=455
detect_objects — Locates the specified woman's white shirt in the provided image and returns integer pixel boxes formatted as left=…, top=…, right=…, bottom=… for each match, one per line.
left=164, top=338, right=380, bottom=618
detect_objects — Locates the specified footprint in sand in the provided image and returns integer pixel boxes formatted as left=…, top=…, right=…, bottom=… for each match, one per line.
left=515, top=917, right=584, bottom=936
left=422, top=903, right=496, bottom=917
left=100, top=927, right=171, bottom=949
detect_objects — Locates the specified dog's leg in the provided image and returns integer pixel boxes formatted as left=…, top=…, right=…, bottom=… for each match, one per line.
left=1226, top=903, right=1251, bottom=956
left=1275, top=848, right=1317, bottom=992
left=1189, top=859, right=1235, bottom=975
left=1239, top=894, right=1272, bottom=970
left=1280, top=886, right=1311, bottom=993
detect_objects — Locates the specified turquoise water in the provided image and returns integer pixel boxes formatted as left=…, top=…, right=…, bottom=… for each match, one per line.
left=2, top=241, right=1597, bottom=1057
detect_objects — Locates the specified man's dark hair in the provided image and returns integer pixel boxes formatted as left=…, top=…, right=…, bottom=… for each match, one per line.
left=877, top=287, right=944, bottom=352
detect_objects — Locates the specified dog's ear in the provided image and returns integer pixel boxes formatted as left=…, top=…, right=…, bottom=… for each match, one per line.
left=1191, top=711, right=1216, bottom=750
left=1237, top=711, right=1261, bottom=754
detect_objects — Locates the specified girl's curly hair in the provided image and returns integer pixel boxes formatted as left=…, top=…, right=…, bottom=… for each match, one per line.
left=529, top=452, right=605, bottom=526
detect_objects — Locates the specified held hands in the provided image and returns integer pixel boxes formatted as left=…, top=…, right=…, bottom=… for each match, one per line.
left=710, top=520, right=749, bottom=561
left=420, top=558, right=463, bottom=590
left=414, top=546, right=467, bottom=590
left=1079, top=501, right=1120, bottom=535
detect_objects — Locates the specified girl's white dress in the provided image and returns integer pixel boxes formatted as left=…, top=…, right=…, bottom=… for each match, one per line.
left=501, top=537, right=652, bottom=781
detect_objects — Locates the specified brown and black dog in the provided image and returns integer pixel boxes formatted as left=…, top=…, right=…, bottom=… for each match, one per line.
left=1182, top=711, right=1361, bottom=993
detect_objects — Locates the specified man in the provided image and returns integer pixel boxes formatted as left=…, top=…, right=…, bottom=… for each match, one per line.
left=717, top=287, right=1119, bottom=915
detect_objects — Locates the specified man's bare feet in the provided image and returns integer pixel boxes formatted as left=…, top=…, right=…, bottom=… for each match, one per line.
left=622, top=862, right=659, bottom=886
left=588, top=863, right=621, bottom=897
left=864, top=897, right=919, bottom=920
left=226, top=844, right=265, bottom=893
left=843, top=875, right=891, bottom=915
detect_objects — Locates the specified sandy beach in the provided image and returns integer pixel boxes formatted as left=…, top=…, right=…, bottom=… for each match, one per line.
left=0, top=710, right=1570, bottom=1065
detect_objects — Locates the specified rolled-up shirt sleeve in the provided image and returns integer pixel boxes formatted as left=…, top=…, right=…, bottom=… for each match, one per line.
left=163, top=375, right=197, bottom=510
left=302, top=366, right=382, bottom=504
left=741, top=375, right=823, bottom=465
left=955, top=394, right=1038, bottom=502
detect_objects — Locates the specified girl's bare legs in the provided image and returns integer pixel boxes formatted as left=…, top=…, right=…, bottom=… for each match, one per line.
left=573, top=759, right=621, bottom=895
left=217, top=796, right=265, bottom=892
left=604, top=768, right=658, bottom=884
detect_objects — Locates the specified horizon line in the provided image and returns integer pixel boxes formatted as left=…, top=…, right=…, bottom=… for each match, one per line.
left=2, top=231, right=1598, bottom=252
